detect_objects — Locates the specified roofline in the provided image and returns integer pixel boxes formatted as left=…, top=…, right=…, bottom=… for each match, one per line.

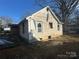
left=19, top=6, right=63, bottom=24
left=18, top=18, right=28, bottom=25
left=46, top=6, right=63, bottom=24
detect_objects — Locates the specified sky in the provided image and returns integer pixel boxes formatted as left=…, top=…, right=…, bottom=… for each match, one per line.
left=0, top=0, right=79, bottom=24
left=0, top=0, right=40, bottom=24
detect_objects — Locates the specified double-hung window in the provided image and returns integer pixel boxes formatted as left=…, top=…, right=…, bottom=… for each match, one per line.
left=37, top=22, right=42, bottom=32
left=37, top=23, right=42, bottom=32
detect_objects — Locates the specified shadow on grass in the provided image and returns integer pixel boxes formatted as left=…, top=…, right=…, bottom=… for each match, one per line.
left=0, top=34, right=79, bottom=59
left=0, top=40, right=79, bottom=59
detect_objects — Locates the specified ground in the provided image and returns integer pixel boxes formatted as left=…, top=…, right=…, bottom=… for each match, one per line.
left=0, top=35, right=79, bottom=59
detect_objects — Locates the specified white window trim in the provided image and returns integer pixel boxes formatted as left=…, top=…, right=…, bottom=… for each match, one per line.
left=36, top=21, right=43, bottom=32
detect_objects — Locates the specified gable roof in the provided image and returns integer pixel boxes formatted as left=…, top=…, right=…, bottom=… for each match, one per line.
left=19, top=6, right=63, bottom=24
left=46, top=6, right=63, bottom=24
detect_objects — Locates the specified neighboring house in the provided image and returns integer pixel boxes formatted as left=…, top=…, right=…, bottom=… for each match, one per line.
left=66, top=19, right=79, bottom=34
left=10, top=24, right=19, bottom=35
left=66, top=24, right=79, bottom=34
left=19, top=6, right=63, bottom=43
left=0, top=20, right=11, bottom=32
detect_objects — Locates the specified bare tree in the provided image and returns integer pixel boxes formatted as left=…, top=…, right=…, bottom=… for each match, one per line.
left=0, top=16, right=13, bottom=28
left=35, top=0, right=79, bottom=32
left=75, top=9, right=79, bottom=25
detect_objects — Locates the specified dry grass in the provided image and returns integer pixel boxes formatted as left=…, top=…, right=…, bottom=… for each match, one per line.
left=53, top=35, right=79, bottom=42
left=0, top=35, right=79, bottom=59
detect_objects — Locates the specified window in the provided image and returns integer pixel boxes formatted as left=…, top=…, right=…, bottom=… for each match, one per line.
left=22, top=22, right=25, bottom=34
left=49, top=22, right=53, bottom=28
left=47, top=8, right=49, bottom=11
left=37, top=23, right=42, bottom=32
left=48, top=36, right=51, bottom=39
left=46, top=8, right=49, bottom=21
left=58, top=24, right=60, bottom=31
left=46, top=13, right=49, bottom=21
left=40, top=38, right=42, bottom=40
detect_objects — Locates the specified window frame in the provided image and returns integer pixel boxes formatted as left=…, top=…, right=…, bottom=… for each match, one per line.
left=58, top=24, right=60, bottom=31
left=36, top=21, right=43, bottom=32
left=49, top=22, right=53, bottom=29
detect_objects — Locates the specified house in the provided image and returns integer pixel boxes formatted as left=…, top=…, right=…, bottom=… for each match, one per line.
left=65, top=19, right=79, bottom=34
left=66, top=23, right=79, bottom=34
left=19, top=6, right=63, bottom=43
left=10, top=24, right=19, bottom=35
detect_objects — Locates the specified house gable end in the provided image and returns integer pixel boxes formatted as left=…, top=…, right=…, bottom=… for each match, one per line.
left=26, top=6, right=63, bottom=24
left=19, top=6, right=63, bottom=25
left=46, top=6, right=63, bottom=24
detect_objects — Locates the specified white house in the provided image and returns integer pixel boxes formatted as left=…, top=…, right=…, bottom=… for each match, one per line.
left=19, top=6, right=63, bottom=43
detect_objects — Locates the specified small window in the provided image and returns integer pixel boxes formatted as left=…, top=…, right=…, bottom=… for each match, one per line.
left=48, top=36, right=51, bottom=39
left=58, top=24, right=60, bottom=31
left=49, top=22, right=53, bottom=28
left=47, top=8, right=49, bottom=11
left=40, top=38, right=42, bottom=40
left=38, top=23, right=42, bottom=32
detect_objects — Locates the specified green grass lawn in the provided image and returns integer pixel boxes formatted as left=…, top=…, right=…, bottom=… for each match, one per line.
left=0, top=35, right=79, bottom=59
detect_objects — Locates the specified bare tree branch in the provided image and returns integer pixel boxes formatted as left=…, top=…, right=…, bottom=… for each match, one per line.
left=35, top=0, right=79, bottom=32
left=35, top=0, right=79, bottom=22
